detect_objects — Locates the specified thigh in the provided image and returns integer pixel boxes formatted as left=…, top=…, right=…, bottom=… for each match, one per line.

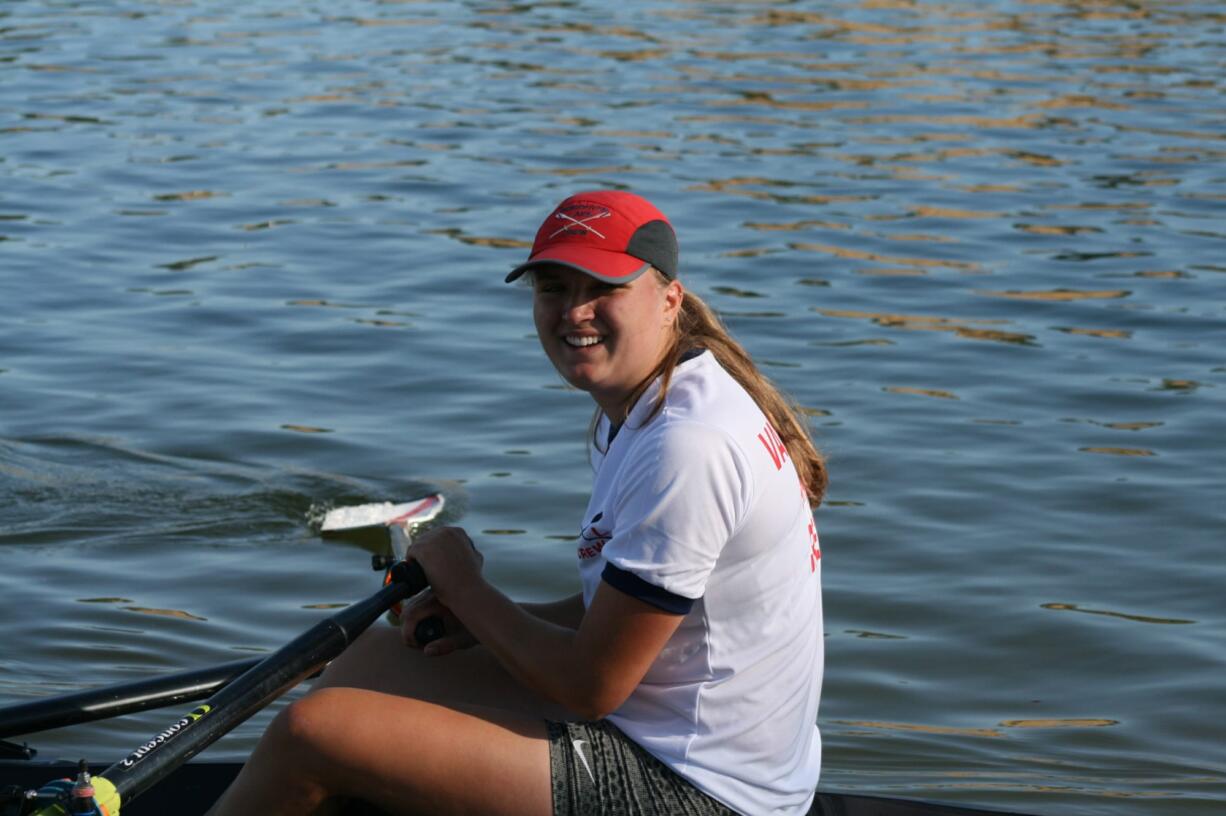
left=316, top=623, right=574, bottom=721
left=235, top=687, right=554, bottom=816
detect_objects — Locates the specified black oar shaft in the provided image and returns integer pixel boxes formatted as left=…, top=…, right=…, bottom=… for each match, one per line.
left=99, top=561, right=427, bottom=805
left=0, top=658, right=261, bottom=740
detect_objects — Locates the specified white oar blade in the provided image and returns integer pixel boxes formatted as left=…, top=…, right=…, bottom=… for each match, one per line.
left=320, top=493, right=445, bottom=533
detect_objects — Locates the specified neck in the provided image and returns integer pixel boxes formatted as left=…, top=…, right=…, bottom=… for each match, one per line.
left=593, top=347, right=678, bottom=423
left=592, top=390, right=633, bottom=425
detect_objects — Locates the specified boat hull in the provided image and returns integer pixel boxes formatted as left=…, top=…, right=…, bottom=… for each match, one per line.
left=1, top=759, right=1019, bottom=816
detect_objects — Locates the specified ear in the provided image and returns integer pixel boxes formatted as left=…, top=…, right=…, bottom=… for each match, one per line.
left=662, top=279, right=685, bottom=325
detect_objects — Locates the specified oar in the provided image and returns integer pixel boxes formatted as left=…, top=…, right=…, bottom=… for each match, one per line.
left=0, top=658, right=262, bottom=741
left=320, top=493, right=445, bottom=554
left=26, top=560, right=435, bottom=815
left=1, top=495, right=446, bottom=744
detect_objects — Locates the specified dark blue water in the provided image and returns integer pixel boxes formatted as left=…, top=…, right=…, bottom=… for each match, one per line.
left=2, top=2, right=1224, bottom=813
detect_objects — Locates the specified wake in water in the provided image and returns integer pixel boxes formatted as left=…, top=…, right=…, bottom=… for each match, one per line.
left=0, top=434, right=447, bottom=554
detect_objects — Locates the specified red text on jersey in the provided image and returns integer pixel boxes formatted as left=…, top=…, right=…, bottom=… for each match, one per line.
left=758, top=422, right=788, bottom=471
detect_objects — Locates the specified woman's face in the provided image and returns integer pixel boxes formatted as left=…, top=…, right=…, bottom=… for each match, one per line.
left=532, top=265, right=684, bottom=418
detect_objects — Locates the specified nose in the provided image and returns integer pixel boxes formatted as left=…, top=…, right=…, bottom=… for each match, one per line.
left=563, top=290, right=597, bottom=324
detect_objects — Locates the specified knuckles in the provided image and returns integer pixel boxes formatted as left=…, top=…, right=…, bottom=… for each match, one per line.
left=409, top=526, right=482, bottom=569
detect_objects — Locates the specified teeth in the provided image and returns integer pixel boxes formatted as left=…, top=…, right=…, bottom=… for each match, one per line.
left=566, top=335, right=602, bottom=347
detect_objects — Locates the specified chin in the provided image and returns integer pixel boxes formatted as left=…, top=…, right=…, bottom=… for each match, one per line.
left=560, top=370, right=598, bottom=392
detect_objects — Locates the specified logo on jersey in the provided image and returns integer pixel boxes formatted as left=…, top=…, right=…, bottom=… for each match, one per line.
left=578, top=511, right=610, bottom=560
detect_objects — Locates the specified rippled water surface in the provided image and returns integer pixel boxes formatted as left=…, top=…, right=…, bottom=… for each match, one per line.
left=2, top=2, right=1224, bottom=813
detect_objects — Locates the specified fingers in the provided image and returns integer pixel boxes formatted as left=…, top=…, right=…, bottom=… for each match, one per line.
left=414, top=525, right=474, bottom=550
left=404, top=526, right=484, bottom=603
left=427, top=624, right=478, bottom=656
left=422, top=637, right=458, bottom=658
left=400, top=589, right=478, bottom=656
left=398, top=526, right=485, bottom=652
left=411, top=525, right=481, bottom=558
left=401, top=590, right=445, bottom=646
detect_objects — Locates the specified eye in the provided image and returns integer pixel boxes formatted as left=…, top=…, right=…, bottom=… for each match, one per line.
left=532, top=275, right=563, bottom=294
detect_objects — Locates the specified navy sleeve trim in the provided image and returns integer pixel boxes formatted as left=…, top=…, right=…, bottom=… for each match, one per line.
left=601, top=563, right=695, bottom=615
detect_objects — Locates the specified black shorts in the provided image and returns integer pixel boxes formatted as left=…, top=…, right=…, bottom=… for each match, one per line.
left=547, top=720, right=738, bottom=816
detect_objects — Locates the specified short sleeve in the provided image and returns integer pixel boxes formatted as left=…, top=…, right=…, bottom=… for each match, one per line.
left=601, top=420, right=753, bottom=601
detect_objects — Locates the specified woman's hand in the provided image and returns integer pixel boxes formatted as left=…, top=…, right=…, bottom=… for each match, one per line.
left=401, top=588, right=478, bottom=656
left=405, top=525, right=484, bottom=604
left=402, top=526, right=485, bottom=655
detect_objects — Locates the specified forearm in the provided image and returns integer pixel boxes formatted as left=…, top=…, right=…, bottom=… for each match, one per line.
left=520, top=592, right=585, bottom=629
left=455, top=582, right=612, bottom=719
left=407, top=527, right=680, bottom=720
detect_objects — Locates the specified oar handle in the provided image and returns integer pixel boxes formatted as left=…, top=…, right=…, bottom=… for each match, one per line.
left=415, top=616, right=445, bottom=645
left=389, top=557, right=428, bottom=590
left=391, top=562, right=444, bottom=644
left=392, top=560, right=446, bottom=647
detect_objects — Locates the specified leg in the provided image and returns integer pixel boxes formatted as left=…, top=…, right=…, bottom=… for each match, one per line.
left=209, top=687, right=552, bottom=816
left=315, top=623, right=574, bottom=721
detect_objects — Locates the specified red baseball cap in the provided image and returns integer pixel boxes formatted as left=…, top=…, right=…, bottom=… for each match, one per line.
left=505, top=190, right=678, bottom=284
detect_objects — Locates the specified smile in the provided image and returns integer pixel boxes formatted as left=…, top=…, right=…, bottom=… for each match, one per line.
left=565, top=335, right=603, bottom=348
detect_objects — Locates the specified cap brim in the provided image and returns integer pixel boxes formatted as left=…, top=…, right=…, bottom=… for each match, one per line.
left=505, top=246, right=651, bottom=284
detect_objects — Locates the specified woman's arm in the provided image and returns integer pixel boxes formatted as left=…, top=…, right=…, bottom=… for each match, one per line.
left=400, top=589, right=584, bottom=654
left=453, top=578, right=683, bottom=721
left=520, top=592, right=585, bottom=629
left=406, top=526, right=683, bottom=720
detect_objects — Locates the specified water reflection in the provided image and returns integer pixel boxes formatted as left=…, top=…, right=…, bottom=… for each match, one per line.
left=1000, top=719, right=1118, bottom=728
left=794, top=242, right=983, bottom=273
left=884, top=386, right=960, bottom=400
left=123, top=606, right=208, bottom=622
left=835, top=720, right=1004, bottom=739
left=976, top=289, right=1130, bottom=301
left=815, top=308, right=1036, bottom=346
left=1041, top=603, right=1195, bottom=625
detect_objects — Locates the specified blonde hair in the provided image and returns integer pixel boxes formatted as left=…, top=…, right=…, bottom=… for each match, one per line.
left=597, top=271, right=828, bottom=508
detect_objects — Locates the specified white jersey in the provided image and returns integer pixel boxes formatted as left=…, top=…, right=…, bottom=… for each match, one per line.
left=577, top=351, right=823, bottom=816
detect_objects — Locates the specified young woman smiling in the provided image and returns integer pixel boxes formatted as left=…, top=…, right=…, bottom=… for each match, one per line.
left=530, top=264, right=683, bottom=419
left=208, top=191, right=827, bottom=816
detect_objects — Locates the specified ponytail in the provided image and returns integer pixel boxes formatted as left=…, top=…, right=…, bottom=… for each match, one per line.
left=598, top=273, right=828, bottom=508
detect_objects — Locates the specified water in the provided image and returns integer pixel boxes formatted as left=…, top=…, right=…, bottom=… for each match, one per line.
left=2, top=1, right=1224, bottom=813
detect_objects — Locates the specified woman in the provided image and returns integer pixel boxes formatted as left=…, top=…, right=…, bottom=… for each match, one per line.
left=210, top=190, right=826, bottom=816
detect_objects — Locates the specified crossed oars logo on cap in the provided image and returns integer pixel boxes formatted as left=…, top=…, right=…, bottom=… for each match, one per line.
left=550, top=209, right=611, bottom=239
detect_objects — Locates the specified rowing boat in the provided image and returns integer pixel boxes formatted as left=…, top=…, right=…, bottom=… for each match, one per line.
left=0, top=758, right=1022, bottom=816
